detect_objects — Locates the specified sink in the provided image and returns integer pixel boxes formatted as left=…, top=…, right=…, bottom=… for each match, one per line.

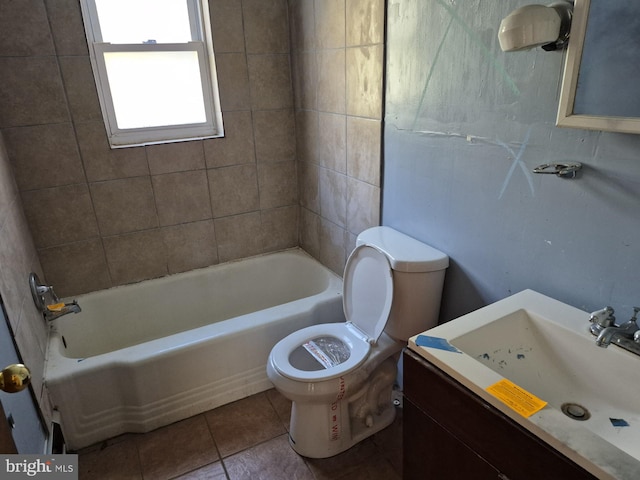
left=409, top=289, right=640, bottom=480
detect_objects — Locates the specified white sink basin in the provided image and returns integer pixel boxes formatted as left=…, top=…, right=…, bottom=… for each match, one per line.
left=409, top=289, right=640, bottom=480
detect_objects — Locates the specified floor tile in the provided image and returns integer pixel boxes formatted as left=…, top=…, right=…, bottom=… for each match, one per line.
left=224, top=434, right=314, bottom=480
left=265, top=388, right=292, bottom=430
left=205, top=392, right=286, bottom=457
left=335, top=455, right=401, bottom=480
left=77, top=389, right=403, bottom=479
left=174, top=460, right=228, bottom=480
left=371, top=408, right=403, bottom=475
left=303, top=438, right=380, bottom=480
left=77, top=437, right=142, bottom=480
left=136, top=414, right=219, bottom=480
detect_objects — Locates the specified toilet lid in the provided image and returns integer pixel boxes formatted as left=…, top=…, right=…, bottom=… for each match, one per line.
left=343, top=245, right=394, bottom=343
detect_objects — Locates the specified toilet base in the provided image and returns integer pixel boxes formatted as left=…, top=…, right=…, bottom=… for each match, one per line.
left=287, top=356, right=398, bottom=458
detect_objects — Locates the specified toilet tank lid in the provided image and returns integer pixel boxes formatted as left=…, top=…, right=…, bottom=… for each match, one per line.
left=356, top=226, right=449, bottom=273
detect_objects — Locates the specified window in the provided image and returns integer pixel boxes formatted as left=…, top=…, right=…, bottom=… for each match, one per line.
left=80, top=0, right=223, bottom=148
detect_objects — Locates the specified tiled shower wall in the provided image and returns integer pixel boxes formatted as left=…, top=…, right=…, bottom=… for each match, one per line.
left=0, top=0, right=384, bottom=297
left=0, top=0, right=298, bottom=298
left=290, top=0, right=384, bottom=274
left=0, top=132, right=51, bottom=423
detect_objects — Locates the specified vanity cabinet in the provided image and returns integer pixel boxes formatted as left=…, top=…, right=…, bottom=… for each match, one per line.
left=403, top=349, right=597, bottom=480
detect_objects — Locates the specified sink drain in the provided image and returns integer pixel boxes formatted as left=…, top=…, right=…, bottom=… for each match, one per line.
left=561, top=402, right=590, bottom=421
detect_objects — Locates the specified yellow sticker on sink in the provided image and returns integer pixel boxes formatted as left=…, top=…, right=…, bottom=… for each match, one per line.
left=486, top=379, right=547, bottom=418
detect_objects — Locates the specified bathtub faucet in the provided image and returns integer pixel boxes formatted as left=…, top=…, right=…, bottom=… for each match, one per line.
left=28, top=272, right=82, bottom=322
left=43, top=300, right=81, bottom=322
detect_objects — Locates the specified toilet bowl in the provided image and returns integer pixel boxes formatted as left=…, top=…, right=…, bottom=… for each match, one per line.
left=267, top=226, right=448, bottom=458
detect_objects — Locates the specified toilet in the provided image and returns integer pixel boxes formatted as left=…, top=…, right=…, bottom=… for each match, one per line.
left=267, top=226, right=449, bottom=458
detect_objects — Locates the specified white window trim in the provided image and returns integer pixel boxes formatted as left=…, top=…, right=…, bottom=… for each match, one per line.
left=80, top=0, right=224, bottom=148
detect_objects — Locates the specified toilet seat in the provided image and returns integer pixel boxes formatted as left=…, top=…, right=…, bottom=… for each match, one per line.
left=270, top=323, right=371, bottom=381
left=270, top=245, right=394, bottom=382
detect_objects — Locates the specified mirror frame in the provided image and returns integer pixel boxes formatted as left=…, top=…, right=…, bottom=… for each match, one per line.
left=556, top=0, right=640, bottom=134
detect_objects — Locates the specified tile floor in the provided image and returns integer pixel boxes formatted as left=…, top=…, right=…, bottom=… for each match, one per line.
left=77, top=389, right=402, bottom=480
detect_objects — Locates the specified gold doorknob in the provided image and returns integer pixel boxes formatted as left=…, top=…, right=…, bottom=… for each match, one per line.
left=0, top=364, right=31, bottom=393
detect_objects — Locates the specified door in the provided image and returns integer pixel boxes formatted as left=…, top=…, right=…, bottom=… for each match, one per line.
left=0, top=298, right=48, bottom=453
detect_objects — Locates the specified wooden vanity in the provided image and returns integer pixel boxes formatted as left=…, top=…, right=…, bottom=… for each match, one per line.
left=403, top=349, right=597, bottom=480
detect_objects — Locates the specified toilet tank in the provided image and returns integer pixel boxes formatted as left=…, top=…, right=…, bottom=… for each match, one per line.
left=356, top=226, right=449, bottom=341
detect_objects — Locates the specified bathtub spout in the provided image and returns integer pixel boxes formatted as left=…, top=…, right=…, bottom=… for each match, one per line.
left=44, top=301, right=81, bottom=322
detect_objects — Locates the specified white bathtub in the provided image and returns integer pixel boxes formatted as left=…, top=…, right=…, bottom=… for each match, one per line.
left=44, top=249, right=344, bottom=450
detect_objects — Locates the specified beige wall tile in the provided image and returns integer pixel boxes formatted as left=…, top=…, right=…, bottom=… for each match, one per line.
left=295, top=110, right=319, bottom=164
left=262, top=206, right=298, bottom=252
left=0, top=132, right=49, bottom=410
left=210, top=0, right=245, bottom=53
left=242, top=0, right=290, bottom=54
left=0, top=135, right=18, bottom=217
left=152, top=170, right=212, bottom=226
left=216, top=53, right=252, bottom=111
left=316, top=49, right=346, bottom=114
left=319, top=168, right=347, bottom=227
left=258, top=161, right=298, bottom=209
left=298, top=161, right=320, bottom=213
left=0, top=57, right=69, bottom=127
left=346, top=177, right=380, bottom=235
left=253, top=109, right=296, bottom=163
left=0, top=196, right=39, bottom=329
left=208, top=164, right=259, bottom=217
left=38, top=239, right=111, bottom=297
left=346, top=0, right=385, bottom=46
left=346, top=116, right=381, bottom=185
left=289, top=0, right=316, bottom=52
left=299, top=207, right=320, bottom=259
left=292, top=52, right=317, bottom=110
left=318, top=113, right=346, bottom=173
left=76, top=121, right=149, bottom=182
left=4, top=123, right=85, bottom=190
left=22, top=184, right=100, bottom=248
left=247, top=54, right=293, bottom=110
left=91, top=177, right=158, bottom=236
left=14, top=309, right=47, bottom=397
left=103, top=230, right=168, bottom=286
left=315, top=0, right=345, bottom=49
left=346, top=45, right=383, bottom=119
left=58, top=56, right=102, bottom=123
left=45, top=0, right=89, bottom=56
left=204, top=111, right=256, bottom=168
left=319, top=218, right=347, bottom=274
left=147, top=140, right=205, bottom=175
left=162, top=220, right=218, bottom=274
left=214, top=212, right=263, bottom=262
left=0, top=0, right=55, bottom=56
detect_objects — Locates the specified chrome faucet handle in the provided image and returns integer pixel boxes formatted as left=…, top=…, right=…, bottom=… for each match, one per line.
left=589, top=306, right=615, bottom=327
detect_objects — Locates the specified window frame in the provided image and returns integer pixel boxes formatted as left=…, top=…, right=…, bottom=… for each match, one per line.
left=80, top=0, right=224, bottom=148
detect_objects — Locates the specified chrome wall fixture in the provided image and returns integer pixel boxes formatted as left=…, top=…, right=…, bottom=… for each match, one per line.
left=532, top=162, right=582, bottom=178
left=498, top=1, right=574, bottom=52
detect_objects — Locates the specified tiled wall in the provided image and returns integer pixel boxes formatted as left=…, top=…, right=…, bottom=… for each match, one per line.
left=0, top=0, right=384, bottom=438
left=290, top=0, right=385, bottom=274
left=0, top=131, right=52, bottom=424
left=0, top=0, right=298, bottom=298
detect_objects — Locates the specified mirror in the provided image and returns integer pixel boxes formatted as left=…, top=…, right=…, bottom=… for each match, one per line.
left=556, top=0, right=640, bottom=134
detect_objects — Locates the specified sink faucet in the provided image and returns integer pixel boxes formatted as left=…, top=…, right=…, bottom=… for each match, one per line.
left=589, top=306, right=640, bottom=356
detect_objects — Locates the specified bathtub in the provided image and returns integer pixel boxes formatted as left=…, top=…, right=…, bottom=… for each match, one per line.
left=44, top=248, right=344, bottom=450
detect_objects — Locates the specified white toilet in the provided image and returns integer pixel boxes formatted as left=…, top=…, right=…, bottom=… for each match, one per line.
left=267, top=226, right=449, bottom=458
